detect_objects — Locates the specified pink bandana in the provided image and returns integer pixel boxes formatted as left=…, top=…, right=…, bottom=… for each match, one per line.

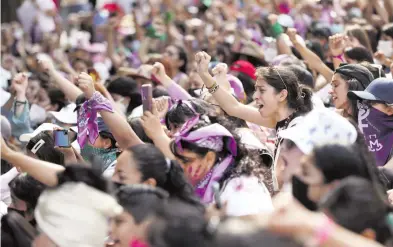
left=77, top=92, right=114, bottom=148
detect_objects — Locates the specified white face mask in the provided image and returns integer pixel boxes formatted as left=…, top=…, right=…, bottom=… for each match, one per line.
left=377, top=40, right=393, bottom=58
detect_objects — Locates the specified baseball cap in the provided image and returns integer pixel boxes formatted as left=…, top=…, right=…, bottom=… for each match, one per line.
left=335, top=64, right=374, bottom=90
left=230, top=60, right=257, bottom=80
left=48, top=103, right=77, bottom=125
left=278, top=108, right=358, bottom=155
left=20, top=123, right=60, bottom=142
left=348, top=78, right=393, bottom=105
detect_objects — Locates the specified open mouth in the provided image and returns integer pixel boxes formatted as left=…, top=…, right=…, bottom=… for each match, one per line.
left=258, top=104, right=264, bottom=110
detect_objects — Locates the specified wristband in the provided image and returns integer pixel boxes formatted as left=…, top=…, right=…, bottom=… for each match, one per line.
left=333, top=54, right=345, bottom=62
left=206, top=82, right=217, bottom=90
left=15, top=100, right=27, bottom=105
left=305, top=214, right=334, bottom=247
left=208, top=83, right=220, bottom=94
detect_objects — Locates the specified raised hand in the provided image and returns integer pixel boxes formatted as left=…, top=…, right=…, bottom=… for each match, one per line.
left=329, top=34, right=348, bottom=57
left=286, top=28, right=298, bottom=44
left=11, top=73, right=28, bottom=96
left=153, top=96, right=170, bottom=119
left=151, top=62, right=168, bottom=82
left=76, top=72, right=95, bottom=99
left=212, top=63, right=228, bottom=79
left=140, top=102, right=164, bottom=140
left=38, top=58, right=55, bottom=73
left=195, top=51, right=211, bottom=75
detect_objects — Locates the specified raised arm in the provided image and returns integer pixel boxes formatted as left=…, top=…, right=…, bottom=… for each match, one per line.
left=195, top=52, right=275, bottom=128
left=39, top=59, right=83, bottom=102
left=286, top=28, right=334, bottom=90
left=76, top=73, right=143, bottom=149
left=150, top=63, right=192, bottom=100
left=1, top=136, right=64, bottom=187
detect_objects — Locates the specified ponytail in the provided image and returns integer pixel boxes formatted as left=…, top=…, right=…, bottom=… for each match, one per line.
left=296, top=85, right=313, bottom=114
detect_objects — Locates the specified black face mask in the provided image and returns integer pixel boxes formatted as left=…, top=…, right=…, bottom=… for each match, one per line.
left=291, top=176, right=318, bottom=211
left=187, top=88, right=200, bottom=98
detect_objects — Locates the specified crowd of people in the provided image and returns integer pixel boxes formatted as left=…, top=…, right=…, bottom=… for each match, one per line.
left=1, top=0, right=393, bottom=246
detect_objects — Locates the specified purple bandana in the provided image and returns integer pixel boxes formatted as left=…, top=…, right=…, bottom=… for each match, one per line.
left=77, top=92, right=114, bottom=148
left=358, top=102, right=393, bottom=166
left=174, top=118, right=237, bottom=203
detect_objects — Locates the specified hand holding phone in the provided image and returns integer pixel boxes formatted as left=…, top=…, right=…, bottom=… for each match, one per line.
left=54, top=129, right=70, bottom=148
left=141, top=84, right=153, bottom=112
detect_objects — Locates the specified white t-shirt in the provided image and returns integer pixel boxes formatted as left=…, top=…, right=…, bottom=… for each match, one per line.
left=219, top=176, right=273, bottom=217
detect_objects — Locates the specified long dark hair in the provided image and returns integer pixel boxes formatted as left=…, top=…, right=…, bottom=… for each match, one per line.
left=106, top=77, right=141, bottom=114
left=115, top=185, right=168, bottom=224
left=319, top=176, right=392, bottom=244
left=128, top=144, right=203, bottom=210
left=256, top=67, right=313, bottom=115
left=26, top=131, right=64, bottom=165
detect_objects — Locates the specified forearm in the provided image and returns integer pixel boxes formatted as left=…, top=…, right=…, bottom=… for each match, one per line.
left=4, top=152, right=64, bottom=187
left=99, top=110, right=143, bottom=149
left=199, top=72, right=244, bottom=116
left=106, top=30, right=123, bottom=68
left=49, top=69, right=83, bottom=102
left=293, top=43, right=334, bottom=88
left=276, top=35, right=292, bottom=55
left=153, top=134, right=175, bottom=160
left=14, top=92, right=27, bottom=118
left=166, top=81, right=192, bottom=100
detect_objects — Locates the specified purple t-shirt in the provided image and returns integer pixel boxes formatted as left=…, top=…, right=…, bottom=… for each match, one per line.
left=358, top=102, right=393, bottom=166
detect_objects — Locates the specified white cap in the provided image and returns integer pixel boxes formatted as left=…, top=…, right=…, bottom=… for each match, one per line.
left=277, top=14, right=294, bottom=28
left=19, top=123, right=60, bottom=142
left=48, top=103, right=77, bottom=125
left=278, top=108, right=358, bottom=155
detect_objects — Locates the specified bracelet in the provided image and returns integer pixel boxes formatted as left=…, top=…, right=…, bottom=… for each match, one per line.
left=332, top=54, right=345, bottom=62
left=15, top=100, right=27, bottom=105
left=208, top=83, right=220, bottom=94
left=206, top=82, right=217, bottom=90
left=305, top=214, right=334, bottom=247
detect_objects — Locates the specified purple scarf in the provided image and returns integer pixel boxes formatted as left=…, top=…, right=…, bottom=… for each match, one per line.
left=174, top=118, right=237, bottom=203
left=358, top=102, right=393, bottom=166
left=77, top=92, right=114, bottom=148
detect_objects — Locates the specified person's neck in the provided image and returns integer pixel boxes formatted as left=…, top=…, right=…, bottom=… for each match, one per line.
left=343, top=103, right=353, bottom=118
left=276, top=106, right=296, bottom=124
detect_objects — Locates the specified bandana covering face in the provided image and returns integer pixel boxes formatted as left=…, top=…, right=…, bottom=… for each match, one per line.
left=358, top=102, right=393, bottom=166
left=174, top=115, right=237, bottom=203
left=81, top=144, right=117, bottom=172
left=77, top=92, right=114, bottom=148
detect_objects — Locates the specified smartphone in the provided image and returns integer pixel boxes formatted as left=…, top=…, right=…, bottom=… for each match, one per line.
left=141, top=84, right=153, bottom=112
left=54, top=129, right=70, bottom=148
left=212, top=182, right=222, bottom=209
